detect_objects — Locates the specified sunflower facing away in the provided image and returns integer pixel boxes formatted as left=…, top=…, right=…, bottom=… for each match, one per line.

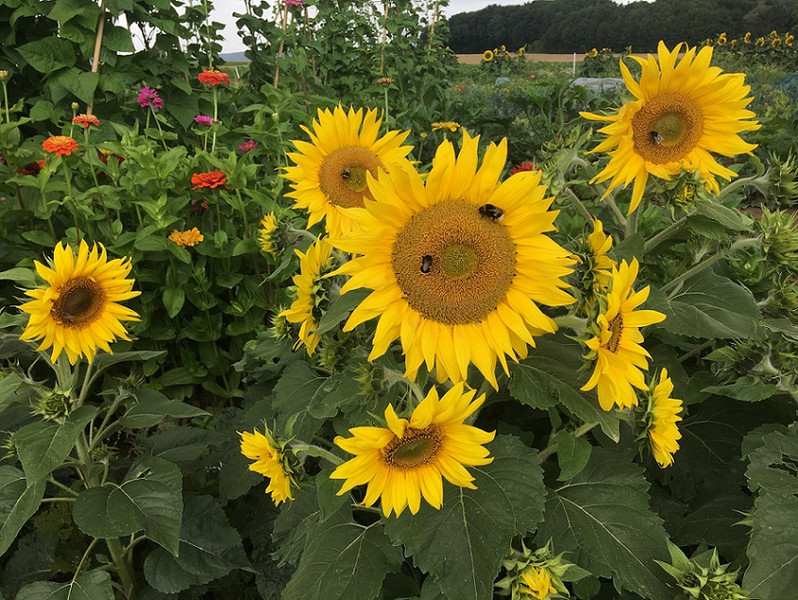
left=283, top=105, right=413, bottom=237
left=330, top=382, right=495, bottom=517
left=259, top=213, right=280, bottom=256
left=576, top=219, right=616, bottom=303
left=333, top=131, right=575, bottom=388
left=239, top=428, right=295, bottom=505
left=278, top=237, right=335, bottom=356
left=581, top=259, right=665, bottom=411
left=643, top=369, right=683, bottom=468
left=581, top=41, right=760, bottom=214
left=20, top=241, right=140, bottom=364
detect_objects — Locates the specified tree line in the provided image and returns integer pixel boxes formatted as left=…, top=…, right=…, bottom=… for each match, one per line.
left=448, top=0, right=798, bottom=53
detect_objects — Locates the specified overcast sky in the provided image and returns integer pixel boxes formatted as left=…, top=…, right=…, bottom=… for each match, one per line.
left=213, top=0, right=531, bottom=53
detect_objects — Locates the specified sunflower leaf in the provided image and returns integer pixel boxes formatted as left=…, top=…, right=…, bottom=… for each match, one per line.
left=15, top=570, right=113, bottom=600
left=536, top=448, right=673, bottom=600
left=0, top=466, right=47, bottom=557
left=384, top=435, right=545, bottom=600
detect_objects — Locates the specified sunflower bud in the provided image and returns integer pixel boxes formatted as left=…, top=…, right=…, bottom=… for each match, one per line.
left=496, top=540, right=573, bottom=599
left=758, top=207, right=798, bottom=271
left=32, top=388, right=72, bottom=422
left=0, top=70, right=8, bottom=81
left=657, top=544, right=747, bottom=600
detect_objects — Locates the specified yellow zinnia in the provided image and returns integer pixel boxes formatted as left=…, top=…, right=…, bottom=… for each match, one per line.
left=19, top=241, right=140, bottom=364
left=330, top=382, right=495, bottom=517
left=520, top=566, right=558, bottom=599
left=644, top=369, right=683, bottom=468
left=581, top=41, right=760, bottom=214
left=279, top=238, right=335, bottom=356
left=332, top=131, right=575, bottom=388
left=581, top=259, right=665, bottom=411
left=168, top=227, right=204, bottom=248
left=239, top=428, right=295, bottom=505
left=283, top=105, right=413, bottom=238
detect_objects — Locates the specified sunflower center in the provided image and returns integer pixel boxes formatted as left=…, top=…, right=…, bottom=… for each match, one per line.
left=605, top=314, right=624, bottom=353
left=384, top=426, right=443, bottom=470
left=631, top=92, right=703, bottom=164
left=392, top=199, right=517, bottom=325
left=51, top=277, right=106, bottom=328
left=318, top=146, right=384, bottom=209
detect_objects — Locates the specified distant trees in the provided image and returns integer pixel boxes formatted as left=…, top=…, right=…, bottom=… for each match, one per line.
left=448, top=0, right=798, bottom=53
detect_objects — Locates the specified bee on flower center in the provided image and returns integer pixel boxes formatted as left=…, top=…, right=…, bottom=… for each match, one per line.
left=420, top=254, right=433, bottom=274
left=478, top=203, right=504, bottom=221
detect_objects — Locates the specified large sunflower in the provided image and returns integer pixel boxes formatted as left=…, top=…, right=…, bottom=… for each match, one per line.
left=20, top=241, right=140, bottom=364
left=581, top=41, right=760, bottom=214
left=333, top=131, right=575, bottom=388
left=283, top=106, right=413, bottom=238
left=330, top=382, right=494, bottom=517
left=581, top=259, right=665, bottom=411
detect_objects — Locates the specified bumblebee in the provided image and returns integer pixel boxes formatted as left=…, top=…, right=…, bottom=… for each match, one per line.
left=650, top=131, right=664, bottom=145
left=420, top=254, right=433, bottom=274
left=478, top=203, right=504, bottom=221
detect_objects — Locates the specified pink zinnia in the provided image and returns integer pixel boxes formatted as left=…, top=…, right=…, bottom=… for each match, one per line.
left=194, top=115, right=217, bottom=127
left=238, top=140, right=258, bottom=153
left=284, top=0, right=305, bottom=6
left=137, top=87, right=163, bottom=110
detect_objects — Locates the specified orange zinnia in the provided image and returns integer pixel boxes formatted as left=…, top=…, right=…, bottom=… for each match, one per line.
left=42, top=136, right=79, bottom=157
left=198, top=68, right=229, bottom=86
left=72, top=114, right=100, bottom=128
left=168, top=228, right=204, bottom=247
left=191, top=170, right=227, bottom=190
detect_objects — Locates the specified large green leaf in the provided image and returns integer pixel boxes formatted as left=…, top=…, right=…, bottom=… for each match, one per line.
left=15, top=570, right=113, bottom=600
left=17, top=38, right=76, bottom=73
left=143, top=495, right=252, bottom=594
left=120, top=388, right=209, bottom=429
left=743, top=426, right=798, bottom=599
left=647, top=271, right=760, bottom=340
left=384, top=435, right=546, bottom=600
left=509, top=335, right=620, bottom=442
left=0, top=466, right=47, bottom=556
left=73, top=456, right=182, bottom=555
left=536, top=449, right=673, bottom=600
left=16, top=405, right=97, bottom=482
left=281, top=505, right=403, bottom=600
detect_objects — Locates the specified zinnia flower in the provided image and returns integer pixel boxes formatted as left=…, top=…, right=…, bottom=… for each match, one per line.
left=42, top=136, right=79, bottom=157
left=16, top=160, right=45, bottom=175
left=331, top=383, right=495, bottom=517
left=191, top=170, right=227, bottom=190
left=168, top=228, right=204, bottom=247
left=376, top=76, right=395, bottom=85
left=19, top=241, right=140, bottom=364
left=193, top=115, right=217, bottom=127
left=198, top=68, right=229, bottom=86
left=431, top=121, right=461, bottom=132
left=72, top=114, right=100, bottom=128
left=509, top=161, right=538, bottom=176
left=643, top=369, right=683, bottom=468
left=240, top=428, right=295, bottom=505
left=283, top=0, right=305, bottom=6
left=137, top=87, right=163, bottom=110
left=238, top=140, right=258, bottom=153
left=581, top=41, right=760, bottom=214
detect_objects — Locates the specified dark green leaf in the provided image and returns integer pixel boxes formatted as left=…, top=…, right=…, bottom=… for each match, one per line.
left=693, top=200, right=751, bottom=231
left=51, top=69, right=99, bottom=104
left=16, top=571, right=113, bottom=600
left=315, top=288, right=370, bottom=335
left=0, top=267, right=36, bottom=289
left=17, top=38, right=76, bottom=73
left=556, top=430, right=592, bottom=481
left=385, top=435, right=545, bottom=600
left=0, top=373, right=23, bottom=412
left=162, top=286, right=185, bottom=318
left=120, top=389, right=209, bottom=429
left=0, top=466, right=47, bottom=557
left=702, top=376, right=780, bottom=403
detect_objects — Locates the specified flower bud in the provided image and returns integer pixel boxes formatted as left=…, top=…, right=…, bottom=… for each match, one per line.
left=0, top=70, right=8, bottom=81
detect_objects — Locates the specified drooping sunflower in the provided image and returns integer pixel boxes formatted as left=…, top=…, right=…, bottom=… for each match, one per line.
left=642, top=369, right=683, bottom=468
left=519, top=566, right=558, bottom=599
left=259, top=213, right=280, bottom=256
left=330, top=382, right=495, bottom=517
left=278, top=238, right=335, bottom=356
left=333, top=131, right=575, bottom=388
left=239, top=428, right=295, bottom=505
left=581, top=41, right=760, bottom=214
left=19, top=241, right=141, bottom=364
left=283, top=105, right=413, bottom=238
left=581, top=259, right=665, bottom=411
left=578, top=219, right=616, bottom=300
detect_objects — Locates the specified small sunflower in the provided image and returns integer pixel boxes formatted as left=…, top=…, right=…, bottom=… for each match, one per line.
left=279, top=238, right=335, bottom=356
left=42, top=136, right=79, bottom=157
left=744, top=32, right=751, bottom=44
left=330, top=382, right=495, bottom=517
left=520, top=566, right=558, bottom=599
left=581, top=41, right=760, bottom=214
left=586, top=48, right=598, bottom=58
left=576, top=219, right=616, bottom=303
left=19, top=241, right=141, bottom=364
left=483, top=49, right=494, bottom=62
left=168, top=228, right=204, bottom=248
left=259, top=213, right=280, bottom=256
left=642, top=369, right=683, bottom=468
left=333, top=131, right=575, bottom=388
left=581, top=259, right=665, bottom=411
left=283, top=105, right=413, bottom=238
left=239, top=428, right=295, bottom=505
left=431, top=121, right=460, bottom=132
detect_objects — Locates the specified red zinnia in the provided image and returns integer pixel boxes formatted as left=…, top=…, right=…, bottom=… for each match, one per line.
left=192, top=170, right=228, bottom=190
left=72, top=114, right=100, bottom=128
left=42, top=136, right=79, bottom=157
left=198, top=68, right=229, bottom=86
left=509, top=161, right=539, bottom=176
left=16, top=160, right=46, bottom=175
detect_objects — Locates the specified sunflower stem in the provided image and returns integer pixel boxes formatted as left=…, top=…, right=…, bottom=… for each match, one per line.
left=291, top=443, right=343, bottom=465
left=562, top=187, right=593, bottom=223
left=553, top=314, right=587, bottom=333
left=624, top=207, right=638, bottom=238
left=644, top=216, right=688, bottom=253
left=678, top=339, right=714, bottom=363
left=661, top=237, right=760, bottom=295
left=539, top=421, right=598, bottom=461
left=605, top=194, right=627, bottom=228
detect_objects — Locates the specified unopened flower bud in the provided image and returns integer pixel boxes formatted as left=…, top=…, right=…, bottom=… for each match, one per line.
left=0, top=70, right=8, bottom=81
left=71, top=102, right=79, bottom=111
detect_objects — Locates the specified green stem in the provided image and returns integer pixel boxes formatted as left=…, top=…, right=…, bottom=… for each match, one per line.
left=625, top=206, right=639, bottom=239
left=383, top=86, right=389, bottom=123
left=106, top=537, right=135, bottom=599
left=1, top=80, right=9, bottom=123
left=679, top=339, right=714, bottom=363
left=644, top=216, right=688, bottom=253
left=75, top=362, right=95, bottom=408
left=48, top=476, right=80, bottom=496
left=661, top=237, right=760, bottom=295
left=563, top=187, right=593, bottom=223
left=291, top=443, right=343, bottom=465
left=211, top=86, right=218, bottom=154
left=41, top=496, right=77, bottom=503
left=235, top=189, right=250, bottom=237
left=605, top=194, right=627, bottom=228
left=553, top=314, right=587, bottom=333
left=72, top=537, right=100, bottom=581
left=149, top=105, right=168, bottom=151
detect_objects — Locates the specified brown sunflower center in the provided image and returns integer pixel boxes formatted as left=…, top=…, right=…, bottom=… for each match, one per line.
left=391, top=199, right=517, bottom=325
left=631, top=92, right=703, bottom=164
left=605, top=313, right=624, bottom=353
left=384, top=426, right=443, bottom=470
left=51, top=277, right=106, bottom=328
left=318, top=146, right=384, bottom=209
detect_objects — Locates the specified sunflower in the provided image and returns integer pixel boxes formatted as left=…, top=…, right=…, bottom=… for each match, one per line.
left=168, top=228, right=204, bottom=248
left=283, top=105, right=413, bottom=238
left=586, top=48, right=598, bottom=58
left=483, top=49, right=494, bottom=62
left=333, top=131, right=575, bottom=388
left=72, top=114, right=100, bottom=128
left=576, top=219, right=616, bottom=303
left=330, top=382, right=494, bottom=517
left=19, top=241, right=141, bottom=364
left=581, top=259, right=665, bottom=411
left=42, top=136, right=78, bottom=157
left=520, top=566, right=558, bottom=599
left=581, top=41, right=760, bottom=214
left=278, top=238, right=335, bottom=356
left=259, top=213, right=280, bottom=256
left=239, top=428, right=295, bottom=505
left=642, top=369, right=683, bottom=468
